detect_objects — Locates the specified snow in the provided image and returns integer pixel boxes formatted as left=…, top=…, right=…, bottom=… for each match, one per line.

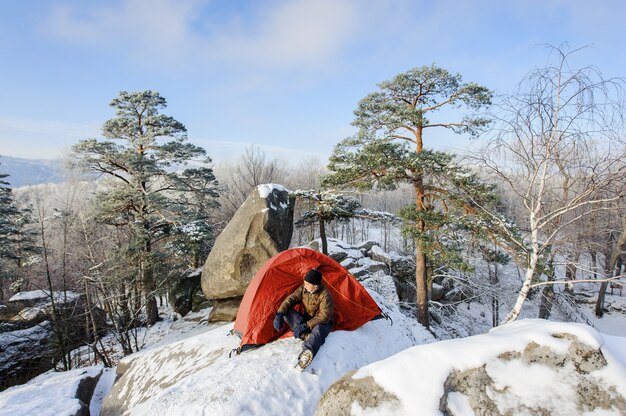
left=8, top=290, right=80, bottom=303
left=325, top=238, right=364, bottom=260
left=0, top=320, right=51, bottom=346
left=102, top=290, right=433, bottom=415
left=353, top=319, right=626, bottom=416
left=2, top=238, right=625, bottom=415
left=257, top=184, right=289, bottom=198
left=580, top=292, right=626, bottom=336
left=0, top=366, right=103, bottom=416
left=89, top=368, right=116, bottom=416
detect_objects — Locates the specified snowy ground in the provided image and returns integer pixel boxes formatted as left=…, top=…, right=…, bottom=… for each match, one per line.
left=1, top=236, right=624, bottom=415
left=101, top=290, right=434, bottom=416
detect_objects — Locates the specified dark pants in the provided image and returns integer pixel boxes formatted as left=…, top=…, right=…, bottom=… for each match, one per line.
left=284, top=309, right=332, bottom=357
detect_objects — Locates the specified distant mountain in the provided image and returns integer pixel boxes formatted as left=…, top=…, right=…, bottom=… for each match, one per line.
left=0, top=155, right=63, bottom=187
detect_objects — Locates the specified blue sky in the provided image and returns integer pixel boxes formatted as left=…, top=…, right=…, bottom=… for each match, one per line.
left=1, top=0, right=625, bottom=163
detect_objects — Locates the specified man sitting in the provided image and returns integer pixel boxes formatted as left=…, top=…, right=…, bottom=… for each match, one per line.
left=273, top=268, right=334, bottom=369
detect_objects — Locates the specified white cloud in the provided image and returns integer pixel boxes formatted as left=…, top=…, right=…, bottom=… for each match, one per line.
left=44, top=0, right=204, bottom=63
left=210, top=0, right=360, bottom=68
left=0, top=116, right=100, bottom=159
left=41, top=0, right=384, bottom=70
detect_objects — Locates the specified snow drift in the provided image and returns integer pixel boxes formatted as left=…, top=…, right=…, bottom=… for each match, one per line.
left=318, top=319, right=626, bottom=416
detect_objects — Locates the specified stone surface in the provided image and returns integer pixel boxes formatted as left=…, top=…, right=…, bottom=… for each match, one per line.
left=0, top=321, right=54, bottom=391
left=438, top=335, right=625, bottom=415
left=0, top=291, right=104, bottom=391
left=315, top=370, right=401, bottom=416
left=0, top=366, right=103, bottom=416
left=169, top=268, right=206, bottom=317
left=201, top=185, right=294, bottom=301
left=207, top=298, right=243, bottom=322
left=100, top=336, right=225, bottom=416
left=431, top=283, right=446, bottom=301
left=317, top=325, right=626, bottom=416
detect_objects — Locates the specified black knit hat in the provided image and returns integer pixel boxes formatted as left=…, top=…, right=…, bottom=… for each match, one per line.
left=303, top=268, right=322, bottom=285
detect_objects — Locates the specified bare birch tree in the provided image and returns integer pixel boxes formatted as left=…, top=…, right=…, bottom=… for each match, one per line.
left=474, top=45, right=626, bottom=324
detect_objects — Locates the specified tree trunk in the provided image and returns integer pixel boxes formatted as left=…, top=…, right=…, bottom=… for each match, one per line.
left=564, top=255, right=578, bottom=295
left=502, top=230, right=540, bottom=324
left=595, top=213, right=626, bottom=317
left=413, top=125, right=429, bottom=328
left=538, top=255, right=555, bottom=319
left=414, top=183, right=429, bottom=328
left=319, top=215, right=328, bottom=255
left=415, top=246, right=429, bottom=327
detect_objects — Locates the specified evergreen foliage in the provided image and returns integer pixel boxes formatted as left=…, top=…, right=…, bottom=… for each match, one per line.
left=0, top=162, right=39, bottom=298
left=323, top=65, right=495, bottom=328
left=72, top=90, right=219, bottom=325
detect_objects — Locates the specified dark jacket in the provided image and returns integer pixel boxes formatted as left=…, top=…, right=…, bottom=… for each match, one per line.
left=278, top=285, right=334, bottom=329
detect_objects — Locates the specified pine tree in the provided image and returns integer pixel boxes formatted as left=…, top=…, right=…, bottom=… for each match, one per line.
left=0, top=162, right=39, bottom=300
left=72, top=91, right=219, bottom=325
left=323, top=65, right=493, bottom=328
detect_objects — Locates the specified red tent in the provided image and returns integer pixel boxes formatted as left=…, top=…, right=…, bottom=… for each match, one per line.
left=233, top=247, right=382, bottom=351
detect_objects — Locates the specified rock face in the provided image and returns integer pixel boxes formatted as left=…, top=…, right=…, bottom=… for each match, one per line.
left=168, top=268, right=206, bottom=317
left=200, top=185, right=294, bottom=308
left=316, top=321, right=626, bottom=416
left=439, top=334, right=623, bottom=415
left=0, top=290, right=105, bottom=391
left=316, top=371, right=401, bottom=416
left=0, top=321, right=54, bottom=390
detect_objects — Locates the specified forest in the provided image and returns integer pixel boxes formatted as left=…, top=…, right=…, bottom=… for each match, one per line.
left=0, top=46, right=624, bottom=389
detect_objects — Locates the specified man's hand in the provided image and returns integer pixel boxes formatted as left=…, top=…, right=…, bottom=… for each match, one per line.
left=293, top=322, right=309, bottom=339
left=273, top=313, right=285, bottom=331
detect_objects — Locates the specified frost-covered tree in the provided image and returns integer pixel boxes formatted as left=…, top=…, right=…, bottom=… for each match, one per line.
left=476, top=46, right=626, bottom=324
left=293, top=190, right=361, bottom=254
left=72, top=91, right=219, bottom=326
left=0, top=165, right=19, bottom=259
left=323, top=65, right=492, bottom=328
left=0, top=163, right=40, bottom=300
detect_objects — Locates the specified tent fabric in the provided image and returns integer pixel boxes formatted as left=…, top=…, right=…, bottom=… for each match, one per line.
left=233, top=247, right=382, bottom=349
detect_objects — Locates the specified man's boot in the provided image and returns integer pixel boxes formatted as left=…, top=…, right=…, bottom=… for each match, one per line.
left=297, top=348, right=313, bottom=370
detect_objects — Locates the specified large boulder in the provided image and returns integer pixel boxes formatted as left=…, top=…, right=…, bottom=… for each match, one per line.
left=0, top=321, right=55, bottom=391
left=316, top=320, right=626, bottom=416
left=200, top=184, right=294, bottom=315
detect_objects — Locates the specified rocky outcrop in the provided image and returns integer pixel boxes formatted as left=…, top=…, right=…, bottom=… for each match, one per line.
left=316, top=321, right=626, bottom=416
left=316, top=371, right=401, bottom=416
left=0, top=290, right=105, bottom=391
left=200, top=184, right=294, bottom=321
left=100, top=332, right=227, bottom=416
left=439, top=334, right=623, bottom=414
left=0, top=366, right=103, bottom=416
left=0, top=321, right=54, bottom=390
left=168, top=268, right=206, bottom=317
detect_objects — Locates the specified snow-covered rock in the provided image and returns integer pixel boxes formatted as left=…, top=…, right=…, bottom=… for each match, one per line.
left=308, top=238, right=365, bottom=263
left=369, top=244, right=391, bottom=264
left=8, top=290, right=81, bottom=311
left=100, top=291, right=433, bottom=416
left=0, top=321, right=54, bottom=390
left=0, top=366, right=103, bottom=416
left=317, top=320, right=626, bottom=416
left=201, top=184, right=294, bottom=315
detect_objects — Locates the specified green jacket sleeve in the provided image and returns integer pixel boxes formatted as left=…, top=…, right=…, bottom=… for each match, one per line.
left=307, top=290, right=334, bottom=329
left=277, top=286, right=303, bottom=315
